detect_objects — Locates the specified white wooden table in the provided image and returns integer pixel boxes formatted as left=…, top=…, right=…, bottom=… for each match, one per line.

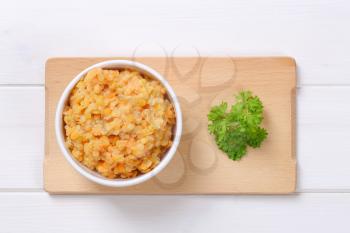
left=1, top=0, right=350, bottom=232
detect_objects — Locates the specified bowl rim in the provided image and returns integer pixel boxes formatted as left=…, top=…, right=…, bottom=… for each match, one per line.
left=55, top=60, right=182, bottom=187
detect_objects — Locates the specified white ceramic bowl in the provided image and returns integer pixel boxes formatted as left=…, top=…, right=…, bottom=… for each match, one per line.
left=55, top=60, right=182, bottom=187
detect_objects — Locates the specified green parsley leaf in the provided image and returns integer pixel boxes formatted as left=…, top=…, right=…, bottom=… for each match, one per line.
left=207, top=91, right=268, bottom=160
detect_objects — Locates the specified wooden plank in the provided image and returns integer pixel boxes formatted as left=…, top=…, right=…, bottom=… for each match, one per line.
left=0, top=0, right=350, bottom=84
left=0, top=87, right=44, bottom=188
left=0, top=86, right=349, bottom=191
left=297, top=87, right=350, bottom=190
left=44, top=57, right=296, bottom=194
left=0, top=193, right=349, bottom=233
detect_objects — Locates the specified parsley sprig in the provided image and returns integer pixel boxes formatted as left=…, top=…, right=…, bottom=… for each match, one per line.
left=208, top=91, right=268, bottom=160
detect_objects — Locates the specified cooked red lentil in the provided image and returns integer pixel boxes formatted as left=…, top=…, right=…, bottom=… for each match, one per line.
left=63, top=68, right=176, bottom=179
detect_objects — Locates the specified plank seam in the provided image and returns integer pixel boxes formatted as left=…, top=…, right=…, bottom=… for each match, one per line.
left=0, top=189, right=350, bottom=194
left=1, top=84, right=350, bottom=88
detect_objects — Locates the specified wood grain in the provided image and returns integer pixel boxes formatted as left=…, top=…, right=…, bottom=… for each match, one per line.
left=44, top=57, right=296, bottom=194
left=1, top=0, right=350, bottom=85
left=1, top=1, right=350, bottom=232
left=0, top=87, right=44, bottom=189
left=1, top=193, right=350, bottom=233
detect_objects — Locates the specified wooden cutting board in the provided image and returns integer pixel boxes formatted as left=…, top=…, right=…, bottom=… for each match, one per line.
left=44, top=57, right=296, bottom=194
